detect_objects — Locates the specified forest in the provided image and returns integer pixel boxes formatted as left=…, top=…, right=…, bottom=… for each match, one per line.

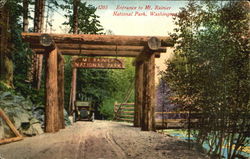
left=0, top=0, right=249, bottom=158
left=0, top=0, right=135, bottom=120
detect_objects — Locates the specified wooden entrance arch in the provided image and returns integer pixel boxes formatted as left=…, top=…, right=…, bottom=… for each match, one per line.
left=22, top=33, right=174, bottom=132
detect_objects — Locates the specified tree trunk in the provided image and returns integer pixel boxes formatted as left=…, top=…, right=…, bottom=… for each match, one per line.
left=26, top=0, right=39, bottom=83
left=0, top=7, right=13, bottom=88
left=34, top=0, right=45, bottom=33
left=33, top=0, right=39, bottom=32
left=23, top=0, right=29, bottom=32
left=39, top=0, right=45, bottom=33
left=141, top=52, right=156, bottom=131
left=57, top=53, right=65, bottom=129
left=73, top=0, right=79, bottom=34
left=35, top=0, right=45, bottom=89
left=134, top=61, right=144, bottom=127
left=22, top=0, right=30, bottom=82
left=45, top=47, right=59, bottom=133
left=69, top=0, right=79, bottom=113
left=35, top=0, right=46, bottom=89
left=28, top=0, right=45, bottom=89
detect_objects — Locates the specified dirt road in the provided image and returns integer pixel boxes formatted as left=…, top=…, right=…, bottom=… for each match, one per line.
left=0, top=121, right=207, bottom=159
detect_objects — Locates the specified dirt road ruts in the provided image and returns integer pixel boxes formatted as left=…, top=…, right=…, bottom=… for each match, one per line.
left=0, top=121, right=208, bottom=159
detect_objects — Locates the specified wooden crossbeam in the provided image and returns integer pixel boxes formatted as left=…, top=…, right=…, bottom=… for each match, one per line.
left=33, top=49, right=161, bottom=57
left=30, top=44, right=166, bottom=52
left=22, top=33, right=174, bottom=47
left=22, top=33, right=170, bottom=57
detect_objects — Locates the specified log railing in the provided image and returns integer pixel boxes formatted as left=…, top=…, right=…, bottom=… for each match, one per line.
left=114, top=103, right=197, bottom=129
left=114, top=102, right=135, bottom=122
left=155, top=111, right=200, bottom=129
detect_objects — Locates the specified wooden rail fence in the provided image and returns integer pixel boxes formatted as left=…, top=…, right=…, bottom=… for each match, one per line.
left=114, top=102, right=134, bottom=122
left=155, top=111, right=198, bottom=129
left=114, top=103, right=196, bottom=129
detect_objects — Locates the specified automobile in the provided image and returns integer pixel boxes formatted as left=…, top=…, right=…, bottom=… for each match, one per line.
left=73, top=101, right=94, bottom=122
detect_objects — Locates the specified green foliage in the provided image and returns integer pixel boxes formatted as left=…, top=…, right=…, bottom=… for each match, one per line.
left=162, top=1, right=249, bottom=158
left=2, top=0, right=44, bottom=104
left=12, top=33, right=43, bottom=104
left=61, top=0, right=103, bottom=34
left=100, top=58, right=135, bottom=119
left=64, top=57, right=135, bottom=120
left=76, top=68, right=113, bottom=119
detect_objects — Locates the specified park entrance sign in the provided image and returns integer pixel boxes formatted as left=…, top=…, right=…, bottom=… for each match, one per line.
left=72, top=57, right=125, bottom=69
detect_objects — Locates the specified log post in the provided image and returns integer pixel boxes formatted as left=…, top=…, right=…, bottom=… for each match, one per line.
left=69, top=67, right=77, bottom=114
left=41, top=34, right=59, bottom=133
left=57, top=53, right=65, bottom=129
left=141, top=52, right=156, bottom=131
left=45, top=47, right=59, bottom=133
left=134, top=60, right=144, bottom=127
left=72, top=68, right=77, bottom=111
left=36, top=54, right=43, bottom=90
left=140, top=37, right=160, bottom=131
